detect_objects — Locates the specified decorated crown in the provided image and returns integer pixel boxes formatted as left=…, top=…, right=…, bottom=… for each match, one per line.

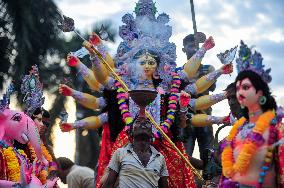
left=134, top=0, right=157, bottom=19
left=236, top=40, right=272, bottom=83
left=0, top=83, right=15, bottom=112
left=21, top=65, right=45, bottom=116
left=115, top=0, right=177, bottom=91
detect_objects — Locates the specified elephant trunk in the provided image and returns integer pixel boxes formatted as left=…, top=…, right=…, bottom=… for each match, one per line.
left=28, top=119, right=48, bottom=166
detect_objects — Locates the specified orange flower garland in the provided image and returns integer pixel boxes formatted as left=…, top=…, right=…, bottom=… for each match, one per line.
left=41, top=144, right=53, bottom=162
left=28, top=143, right=54, bottom=184
left=28, top=143, right=53, bottom=162
left=0, top=144, right=28, bottom=183
left=2, top=147, right=21, bottom=182
left=222, top=110, right=275, bottom=178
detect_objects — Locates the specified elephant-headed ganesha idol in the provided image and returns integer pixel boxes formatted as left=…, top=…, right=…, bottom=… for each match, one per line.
left=0, top=84, right=48, bottom=183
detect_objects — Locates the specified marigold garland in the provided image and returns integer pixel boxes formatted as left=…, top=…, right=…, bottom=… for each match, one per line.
left=3, top=147, right=21, bottom=182
left=0, top=142, right=28, bottom=183
left=41, top=144, right=53, bottom=162
left=0, top=141, right=54, bottom=184
left=28, top=143, right=54, bottom=184
left=222, top=110, right=275, bottom=178
left=28, top=143, right=53, bottom=162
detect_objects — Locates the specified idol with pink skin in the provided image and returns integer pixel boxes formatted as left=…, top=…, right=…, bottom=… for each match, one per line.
left=0, top=108, right=48, bottom=166
left=0, top=85, right=48, bottom=182
left=0, top=160, right=58, bottom=188
left=219, top=41, right=284, bottom=187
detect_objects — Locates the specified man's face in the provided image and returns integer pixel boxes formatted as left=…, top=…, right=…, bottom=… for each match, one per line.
left=182, top=41, right=198, bottom=59
left=57, top=168, right=68, bottom=184
left=132, top=119, right=153, bottom=144
left=33, top=113, right=46, bottom=137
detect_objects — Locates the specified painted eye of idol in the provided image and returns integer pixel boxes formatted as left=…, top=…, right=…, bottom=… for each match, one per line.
left=241, top=83, right=251, bottom=91
left=139, top=60, right=156, bottom=66
left=11, top=113, right=22, bottom=122
left=236, top=80, right=252, bottom=92
left=138, top=55, right=157, bottom=65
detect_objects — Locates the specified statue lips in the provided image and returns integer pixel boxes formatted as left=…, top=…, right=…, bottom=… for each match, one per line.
left=238, top=95, right=245, bottom=103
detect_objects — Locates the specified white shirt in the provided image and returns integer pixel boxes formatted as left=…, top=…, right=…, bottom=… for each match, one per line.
left=66, top=165, right=95, bottom=188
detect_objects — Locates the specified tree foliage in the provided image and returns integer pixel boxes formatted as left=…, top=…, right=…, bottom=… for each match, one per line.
left=0, top=0, right=117, bottom=169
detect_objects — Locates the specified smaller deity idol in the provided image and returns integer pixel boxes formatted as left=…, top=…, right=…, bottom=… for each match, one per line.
left=220, top=41, right=284, bottom=188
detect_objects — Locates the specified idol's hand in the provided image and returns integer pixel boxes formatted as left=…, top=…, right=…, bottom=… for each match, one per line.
left=59, top=84, right=73, bottom=96
left=89, top=32, right=102, bottom=46
left=179, top=91, right=191, bottom=108
left=60, top=122, right=75, bottom=132
left=220, top=63, right=233, bottom=74
left=202, top=36, right=215, bottom=51
left=66, top=53, right=79, bottom=67
left=222, top=115, right=230, bottom=124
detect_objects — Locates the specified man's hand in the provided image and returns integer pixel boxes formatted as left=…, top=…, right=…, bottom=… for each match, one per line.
left=158, top=176, right=169, bottom=188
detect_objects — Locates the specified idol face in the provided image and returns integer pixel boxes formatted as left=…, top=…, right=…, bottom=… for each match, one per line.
left=236, top=78, right=262, bottom=108
left=136, top=53, right=158, bottom=79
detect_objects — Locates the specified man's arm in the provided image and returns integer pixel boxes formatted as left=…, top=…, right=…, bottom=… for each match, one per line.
left=189, top=156, right=204, bottom=170
left=102, top=149, right=121, bottom=188
left=159, top=155, right=169, bottom=188
left=158, top=176, right=169, bottom=188
left=102, top=169, right=118, bottom=188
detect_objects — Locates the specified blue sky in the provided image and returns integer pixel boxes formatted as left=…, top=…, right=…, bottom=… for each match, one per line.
left=55, top=0, right=284, bottom=138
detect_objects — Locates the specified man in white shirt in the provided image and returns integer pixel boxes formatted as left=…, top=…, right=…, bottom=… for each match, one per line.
left=102, top=117, right=169, bottom=188
left=57, top=157, right=95, bottom=188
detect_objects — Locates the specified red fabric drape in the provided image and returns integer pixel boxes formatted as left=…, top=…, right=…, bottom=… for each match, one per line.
left=95, top=123, right=114, bottom=188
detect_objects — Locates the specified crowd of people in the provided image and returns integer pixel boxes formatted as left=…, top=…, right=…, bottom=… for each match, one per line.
left=0, top=0, right=283, bottom=188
